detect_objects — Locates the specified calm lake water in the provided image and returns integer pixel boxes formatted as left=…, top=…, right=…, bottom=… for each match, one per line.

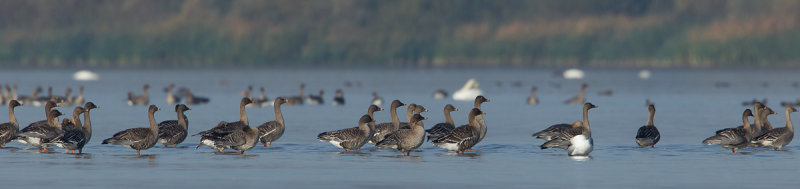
left=0, top=68, right=798, bottom=188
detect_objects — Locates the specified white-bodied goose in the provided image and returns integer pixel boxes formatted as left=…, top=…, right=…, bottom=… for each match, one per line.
left=14, top=105, right=64, bottom=152
left=703, top=109, right=753, bottom=153
left=533, top=102, right=594, bottom=141
left=377, top=114, right=427, bottom=156
left=527, top=87, right=539, bottom=104
left=425, top=104, right=458, bottom=142
left=257, top=97, right=288, bottom=148
left=432, top=108, right=483, bottom=154
left=195, top=123, right=260, bottom=154
left=635, top=104, right=660, bottom=148
left=370, top=100, right=405, bottom=144
left=371, top=92, right=383, bottom=106
left=332, top=89, right=345, bottom=106
left=564, top=83, right=588, bottom=104
left=539, top=103, right=597, bottom=156
left=0, top=100, right=22, bottom=148
left=318, top=115, right=374, bottom=152
left=157, top=104, right=191, bottom=147
left=127, top=84, right=150, bottom=106
left=102, top=105, right=160, bottom=155
left=751, top=106, right=796, bottom=150
left=194, top=98, right=254, bottom=137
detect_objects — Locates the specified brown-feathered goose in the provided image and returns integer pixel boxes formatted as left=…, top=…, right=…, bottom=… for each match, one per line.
left=102, top=105, right=160, bottom=155
left=257, top=97, right=288, bottom=148
left=165, top=84, right=180, bottom=105
left=370, top=100, right=405, bottom=144
left=71, top=86, right=84, bottom=106
left=425, top=104, right=458, bottom=142
left=286, top=83, right=305, bottom=105
left=527, top=87, right=539, bottom=104
left=318, top=115, right=374, bottom=152
left=539, top=103, right=597, bottom=156
left=703, top=109, right=753, bottom=153
left=635, top=104, right=660, bottom=148
left=157, top=104, right=191, bottom=147
left=48, top=106, right=87, bottom=154
left=194, top=98, right=253, bottom=137
left=306, top=90, right=324, bottom=105
left=127, top=84, right=150, bottom=106
left=399, top=104, right=428, bottom=128
left=195, top=123, right=260, bottom=154
left=432, top=108, right=483, bottom=153
left=564, top=83, right=588, bottom=104
left=377, top=114, right=427, bottom=156
left=752, top=106, right=796, bottom=150
left=60, top=106, right=84, bottom=132
left=533, top=101, right=594, bottom=141
left=13, top=104, right=63, bottom=152
left=0, top=100, right=22, bottom=148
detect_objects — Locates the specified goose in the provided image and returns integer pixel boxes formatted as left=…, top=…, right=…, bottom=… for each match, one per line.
left=425, top=104, right=458, bottom=142
left=527, top=87, right=539, bottom=104
left=57, top=88, right=72, bottom=106
left=165, top=83, right=180, bottom=105
left=742, top=106, right=776, bottom=137
left=377, top=114, right=427, bottom=156
left=332, top=89, right=345, bottom=106
left=14, top=109, right=64, bottom=152
left=564, top=83, right=588, bottom=104
left=318, top=115, right=374, bottom=152
left=18, top=86, right=42, bottom=106
left=453, top=78, right=483, bottom=101
left=474, top=96, right=490, bottom=145
left=48, top=107, right=85, bottom=154
left=370, top=100, right=405, bottom=144
left=371, top=92, right=383, bottom=106
left=60, top=106, right=84, bottom=132
left=433, top=89, right=448, bottom=99
left=157, top=104, right=191, bottom=147
left=127, top=84, right=150, bottom=106
left=399, top=104, right=428, bottom=129
left=306, top=90, right=324, bottom=105
left=46, top=102, right=96, bottom=154
left=71, top=86, right=84, bottom=106
left=534, top=102, right=594, bottom=141
left=257, top=97, right=288, bottom=148
left=183, top=89, right=209, bottom=105
left=286, top=83, right=305, bottom=105
left=1, top=84, right=10, bottom=104
left=102, top=105, right=160, bottom=155
left=194, top=98, right=254, bottom=138
left=432, top=108, right=483, bottom=154
left=635, top=104, right=660, bottom=148
left=751, top=106, right=796, bottom=150
left=196, top=124, right=260, bottom=154
left=539, top=103, right=597, bottom=156
left=366, top=105, right=383, bottom=130
left=253, top=87, right=274, bottom=107
left=0, top=100, right=22, bottom=148
left=703, top=109, right=753, bottom=153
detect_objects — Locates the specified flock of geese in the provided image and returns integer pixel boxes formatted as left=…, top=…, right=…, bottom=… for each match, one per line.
left=0, top=81, right=795, bottom=157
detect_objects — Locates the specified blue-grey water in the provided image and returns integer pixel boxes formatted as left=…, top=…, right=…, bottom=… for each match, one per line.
left=0, top=69, right=798, bottom=188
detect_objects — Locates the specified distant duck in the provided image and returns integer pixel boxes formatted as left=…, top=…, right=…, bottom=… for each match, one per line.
left=527, top=87, right=539, bottom=104
left=127, top=84, right=150, bottom=106
left=511, top=81, right=522, bottom=88
left=165, top=83, right=180, bottom=105
left=73, top=70, right=99, bottom=81
left=453, top=78, right=483, bottom=101
left=332, top=89, right=345, bottom=106
left=564, top=83, right=588, bottom=104
left=376, top=114, right=427, bottom=156
left=307, top=90, right=324, bottom=105
left=597, top=89, right=613, bottom=96
left=433, top=89, right=448, bottom=99
left=0, top=100, right=22, bottom=148
left=635, top=104, right=660, bottom=148
left=537, top=103, right=597, bottom=156
left=318, top=115, right=374, bottom=152
left=751, top=106, right=796, bottom=150
left=257, top=97, right=288, bottom=148
left=184, top=89, right=209, bottom=105
left=286, top=83, right=305, bottom=105
left=563, top=68, right=585, bottom=79
left=703, top=109, right=753, bottom=153
left=157, top=104, right=191, bottom=148
left=253, top=87, right=273, bottom=107
left=714, top=81, right=730, bottom=88
left=195, top=122, right=260, bottom=154
left=432, top=108, right=483, bottom=153
left=371, top=92, right=383, bottom=106
left=743, top=98, right=768, bottom=106
left=425, top=104, right=458, bottom=142
left=102, top=105, right=160, bottom=155
left=18, top=86, right=42, bottom=106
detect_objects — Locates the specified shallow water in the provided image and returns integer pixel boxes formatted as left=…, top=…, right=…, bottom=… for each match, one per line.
left=0, top=68, right=798, bottom=188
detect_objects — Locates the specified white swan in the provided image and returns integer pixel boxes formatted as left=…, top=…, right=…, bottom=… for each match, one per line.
left=73, top=70, right=99, bottom=81
left=452, top=78, right=483, bottom=101
left=638, top=70, right=651, bottom=79
left=563, top=68, right=584, bottom=79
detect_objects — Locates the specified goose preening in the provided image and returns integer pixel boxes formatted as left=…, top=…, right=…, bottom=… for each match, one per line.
left=13, top=101, right=63, bottom=152
left=47, top=102, right=97, bottom=154
left=332, top=89, right=345, bottom=106
left=257, top=97, right=288, bottom=148
left=286, top=83, right=305, bottom=105
left=453, top=78, right=483, bottom=101
left=306, top=90, right=324, bottom=105
left=432, top=108, right=483, bottom=154
left=537, top=103, right=597, bottom=156
left=157, top=104, right=191, bottom=148
left=18, top=86, right=42, bottom=106
left=527, top=87, right=538, bottom=105
left=597, top=90, right=613, bottom=96
left=371, top=92, right=383, bottom=106
left=564, top=83, right=588, bottom=104
left=165, top=83, right=180, bottom=105
left=433, top=89, right=448, bottom=99
left=376, top=114, right=427, bottom=156
left=318, top=115, right=374, bottom=152
left=127, top=84, right=150, bottom=106
left=102, top=105, right=160, bottom=155
left=195, top=98, right=254, bottom=140
left=425, top=104, right=458, bottom=142
left=48, top=107, right=84, bottom=153
left=703, top=109, right=753, bottom=153
left=751, top=106, right=796, bottom=150
left=0, top=100, right=22, bottom=148
left=635, top=104, right=660, bottom=148
left=370, top=100, right=405, bottom=144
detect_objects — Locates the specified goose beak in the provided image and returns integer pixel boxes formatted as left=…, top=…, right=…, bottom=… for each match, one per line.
left=379, top=108, right=384, bottom=111
left=481, top=112, right=486, bottom=115
left=454, top=108, right=459, bottom=111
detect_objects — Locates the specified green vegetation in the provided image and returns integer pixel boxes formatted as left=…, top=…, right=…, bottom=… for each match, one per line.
left=0, top=0, right=799, bottom=68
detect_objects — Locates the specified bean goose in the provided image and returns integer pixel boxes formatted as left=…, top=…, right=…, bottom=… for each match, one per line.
left=398, top=104, right=427, bottom=129
left=318, top=115, right=374, bottom=152
left=183, top=89, right=209, bottom=105
left=195, top=123, right=260, bottom=154
left=165, top=83, right=180, bottom=104
left=370, top=100, right=405, bottom=144
left=257, top=97, right=288, bottom=148
left=60, top=106, right=84, bottom=132
left=564, top=83, right=588, bottom=104
left=157, top=104, right=191, bottom=147
left=194, top=98, right=254, bottom=137
left=533, top=102, right=593, bottom=141
left=751, top=106, right=796, bottom=150
left=527, top=87, right=539, bottom=104
left=703, top=109, right=753, bottom=153
left=253, top=87, right=274, bottom=107
left=376, top=114, right=427, bottom=156
left=432, top=108, right=483, bottom=153
left=425, top=104, right=458, bottom=142
left=48, top=107, right=86, bottom=154
left=13, top=106, right=64, bottom=152
left=0, top=100, right=22, bottom=148
left=286, top=83, right=305, bottom=105
left=635, top=104, right=660, bottom=148
left=127, top=84, right=150, bottom=106
left=102, top=105, right=160, bottom=155
left=539, top=103, right=597, bottom=156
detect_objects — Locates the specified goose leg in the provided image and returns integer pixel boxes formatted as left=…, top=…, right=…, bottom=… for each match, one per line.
left=650, top=145, right=654, bottom=148
left=136, top=150, right=141, bottom=156
left=65, top=149, right=69, bottom=154
left=732, top=148, right=738, bottom=153
left=173, top=144, right=177, bottom=148
left=264, top=143, right=267, bottom=147
left=267, top=143, right=271, bottom=148
left=164, top=144, right=168, bottom=148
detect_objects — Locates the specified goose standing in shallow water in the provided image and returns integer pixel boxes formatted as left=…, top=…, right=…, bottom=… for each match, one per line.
left=127, top=84, right=150, bottom=106
left=165, top=84, right=180, bottom=105
left=194, top=98, right=253, bottom=137
left=195, top=123, right=260, bottom=154
left=473, top=96, right=490, bottom=149
left=14, top=102, right=64, bottom=152
left=370, top=100, right=405, bottom=144
left=564, top=83, right=588, bottom=104
left=60, top=106, right=84, bottom=132
left=286, top=83, right=305, bottom=105
left=703, top=109, right=753, bottom=153
left=72, top=86, right=84, bottom=106
left=432, top=108, right=483, bottom=153
left=751, top=106, right=796, bottom=150
left=253, top=87, right=273, bottom=107
left=318, top=115, right=374, bottom=152
left=398, top=104, right=428, bottom=129
left=425, top=104, right=458, bottom=142
left=48, top=107, right=85, bottom=154
left=257, top=97, right=288, bottom=148
left=0, top=100, right=22, bottom=148
left=157, top=104, right=191, bottom=147
left=102, top=105, right=160, bottom=155
left=538, top=103, right=597, bottom=156
left=635, top=104, right=660, bottom=148
left=527, top=87, right=539, bottom=105
left=48, top=102, right=97, bottom=154
left=377, top=114, right=427, bottom=156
